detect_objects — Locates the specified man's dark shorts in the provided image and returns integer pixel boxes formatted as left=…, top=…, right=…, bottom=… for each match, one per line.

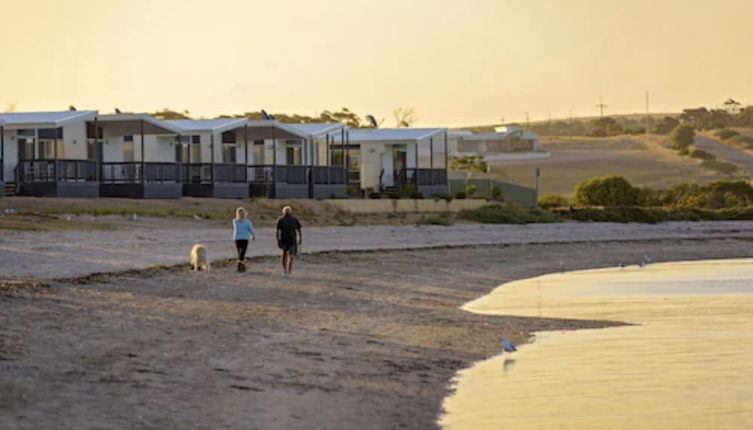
left=279, top=241, right=297, bottom=256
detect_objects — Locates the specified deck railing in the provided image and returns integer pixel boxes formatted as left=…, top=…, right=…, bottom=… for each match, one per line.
left=15, top=159, right=97, bottom=183
left=101, top=162, right=180, bottom=183
left=247, top=165, right=347, bottom=185
left=397, top=168, right=448, bottom=187
left=183, top=163, right=247, bottom=184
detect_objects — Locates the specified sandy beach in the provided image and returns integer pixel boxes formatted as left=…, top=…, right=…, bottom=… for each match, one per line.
left=2, top=222, right=753, bottom=429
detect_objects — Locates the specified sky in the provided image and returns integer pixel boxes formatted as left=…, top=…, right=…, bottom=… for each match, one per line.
left=1, top=0, right=752, bottom=127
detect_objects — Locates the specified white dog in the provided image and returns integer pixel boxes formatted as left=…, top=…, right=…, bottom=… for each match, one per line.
left=190, top=244, right=210, bottom=272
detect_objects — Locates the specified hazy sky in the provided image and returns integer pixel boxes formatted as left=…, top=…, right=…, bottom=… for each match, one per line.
left=1, top=0, right=752, bottom=126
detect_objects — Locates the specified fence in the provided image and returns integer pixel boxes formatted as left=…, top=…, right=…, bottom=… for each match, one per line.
left=449, top=178, right=537, bottom=207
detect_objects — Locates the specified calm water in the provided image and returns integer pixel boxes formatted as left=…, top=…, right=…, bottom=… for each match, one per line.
left=440, top=259, right=753, bottom=429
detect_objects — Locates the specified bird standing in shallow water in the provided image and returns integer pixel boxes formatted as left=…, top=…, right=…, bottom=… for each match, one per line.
left=501, top=338, right=517, bottom=354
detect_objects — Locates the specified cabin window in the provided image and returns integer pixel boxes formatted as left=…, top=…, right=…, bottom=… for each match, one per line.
left=222, top=144, right=237, bottom=163
left=252, top=140, right=265, bottom=165
left=285, top=140, right=302, bottom=165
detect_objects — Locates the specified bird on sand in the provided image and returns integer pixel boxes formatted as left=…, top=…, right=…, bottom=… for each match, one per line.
left=501, top=338, right=517, bottom=354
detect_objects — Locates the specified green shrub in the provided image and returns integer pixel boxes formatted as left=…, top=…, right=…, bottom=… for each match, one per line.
left=346, top=185, right=360, bottom=196
left=574, top=176, right=638, bottom=207
left=670, top=124, right=695, bottom=149
left=409, top=191, right=424, bottom=199
left=636, top=187, right=673, bottom=207
left=418, top=215, right=454, bottom=226
left=490, top=186, right=502, bottom=201
left=677, top=148, right=690, bottom=156
left=454, top=191, right=466, bottom=199
left=689, top=149, right=716, bottom=160
left=553, top=205, right=753, bottom=223
left=715, top=128, right=740, bottom=140
left=369, top=192, right=382, bottom=199
left=465, top=184, right=477, bottom=196
left=539, top=194, right=569, bottom=209
left=459, top=204, right=559, bottom=224
left=700, top=160, right=738, bottom=175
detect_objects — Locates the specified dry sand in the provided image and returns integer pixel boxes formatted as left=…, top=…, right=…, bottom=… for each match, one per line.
left=2, top=222, right=753, bottom=429
left=3, top=219, right=753, bottom=280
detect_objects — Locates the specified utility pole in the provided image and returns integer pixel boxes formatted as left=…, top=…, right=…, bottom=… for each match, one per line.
left=595, top=96, right=608, bottom=118
left=645, top=92, right=650, bottom=135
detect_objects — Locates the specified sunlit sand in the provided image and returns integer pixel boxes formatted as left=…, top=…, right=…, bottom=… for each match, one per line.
left=440, top=259, right=753, bottom=429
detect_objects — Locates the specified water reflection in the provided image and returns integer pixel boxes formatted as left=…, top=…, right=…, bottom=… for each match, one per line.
left=440, top=259, right=753, bottom=430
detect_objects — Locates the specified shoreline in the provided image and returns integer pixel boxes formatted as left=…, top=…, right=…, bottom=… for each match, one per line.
left=3, top=237, right=753, bottom=429
left=441, top=258, right=753, bottom=429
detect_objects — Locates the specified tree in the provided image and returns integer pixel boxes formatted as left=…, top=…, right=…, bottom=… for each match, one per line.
left=652, top=116, right=680, bottom=134
left=587, top=116, right=623, bottom=137
left=393, top=107, right=416, bottom=128
left=152, top=108, right=191, bottom=120
left=723, top=98, right=742, bottom=115
left=449, top=156, right=488, bottom=195
left=574, top=176, right=638, bottom=206
left=670, top=124, right=695, bottom=149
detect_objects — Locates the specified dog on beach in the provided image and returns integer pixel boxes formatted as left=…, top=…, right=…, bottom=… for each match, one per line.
left=190, top=244, right=210, bottom=272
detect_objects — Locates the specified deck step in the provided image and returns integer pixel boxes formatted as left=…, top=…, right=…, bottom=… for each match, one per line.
left=4, top=182, right=16, bottom=197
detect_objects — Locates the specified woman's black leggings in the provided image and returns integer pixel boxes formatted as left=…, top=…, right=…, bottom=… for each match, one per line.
left=235, top=239, right=249, bottom=261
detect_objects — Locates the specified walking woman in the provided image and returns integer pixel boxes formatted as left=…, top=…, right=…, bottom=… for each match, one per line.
left=233, top=207, right=255, bottom=271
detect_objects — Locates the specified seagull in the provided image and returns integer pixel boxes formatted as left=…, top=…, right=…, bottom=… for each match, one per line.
left=132, top=213, right=138, bottom=221
left=501, top=338, right=517, bottom=354
left=69, top=105, right=76, bottom=111
left=193, top=214, right=202, bottom=221
left=643, top=254, right=653, bottom=264
left=115, top=108, right=122, bottom=114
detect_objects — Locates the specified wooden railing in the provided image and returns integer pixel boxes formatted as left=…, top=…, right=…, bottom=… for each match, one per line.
left=397, top=168, right=448, bottom=187
left=183, top=163, right=247, bottom=184
left=15, top=159, right=97, bottom=183
left=101, top=162, right=180, bottom=183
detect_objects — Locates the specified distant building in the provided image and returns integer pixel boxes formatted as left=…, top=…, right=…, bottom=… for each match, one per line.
left=450, top=126, right=546, bottom=161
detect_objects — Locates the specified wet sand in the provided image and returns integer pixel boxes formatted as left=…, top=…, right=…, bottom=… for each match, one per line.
left=443, top=259, right=753, bottom=429
left=2, top=238, right=753, bottom=429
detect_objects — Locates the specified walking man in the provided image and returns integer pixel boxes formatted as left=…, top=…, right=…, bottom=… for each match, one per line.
left=276, top=206, right=302, bottom=277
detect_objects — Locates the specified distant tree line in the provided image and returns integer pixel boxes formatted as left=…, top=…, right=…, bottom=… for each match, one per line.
left=522, top=98, right=753, bottom=137
left=149, top=107, right=420, bottom=129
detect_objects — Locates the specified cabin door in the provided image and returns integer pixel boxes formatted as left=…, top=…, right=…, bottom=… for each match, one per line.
left=381, top=151, right=394, bottom=187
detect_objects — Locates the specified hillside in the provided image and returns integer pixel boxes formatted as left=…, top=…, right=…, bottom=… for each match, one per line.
left=480, top=134, right=743, bottom=197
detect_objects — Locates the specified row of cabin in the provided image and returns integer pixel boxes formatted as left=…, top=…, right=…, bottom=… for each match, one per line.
left=0, top=111, right=449, bottom=198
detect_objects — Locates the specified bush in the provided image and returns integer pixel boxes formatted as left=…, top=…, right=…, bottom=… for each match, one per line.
left=636, top=187, right=673, bottom=207
left=465, top=184, right=477, bottom=196
left=459, top=204, right=559, bottom=224
left=369, top=192, right=382, bottom=199
left=552, top=205, right=753, bottom=223
left=652, top=116, right=680, bottom=134
left=454, top=191, right=466, bottom=199
left=538, top=194, right=569, bottom=209
left=346, top=185, right=360, bottom=196
left=418, top=215, right=454, bottom=226
left=677, top=148, right=690, bottom=156
left=689, top=149, right=716, bottom=160
left=490, top=186, right=502, bottom=201
left=574, top=176, right=638, bottom=207
left=715, top=128, right=740, bottom=140
left=409, top=192, right=424, bottom=199
left=670, top=124, right=695, bottom=149
left=700, top=160, right=738, bottom=175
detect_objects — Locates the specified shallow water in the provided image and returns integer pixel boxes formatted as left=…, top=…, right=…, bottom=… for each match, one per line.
left=440, top=259, right=753, bottom=429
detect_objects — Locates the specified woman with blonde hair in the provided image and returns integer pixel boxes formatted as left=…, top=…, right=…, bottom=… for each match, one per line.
left=233, top=207, right=255, bottom=271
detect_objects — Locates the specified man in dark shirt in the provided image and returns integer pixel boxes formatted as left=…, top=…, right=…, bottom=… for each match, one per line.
left=276, top=206, right=302, bottom=277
